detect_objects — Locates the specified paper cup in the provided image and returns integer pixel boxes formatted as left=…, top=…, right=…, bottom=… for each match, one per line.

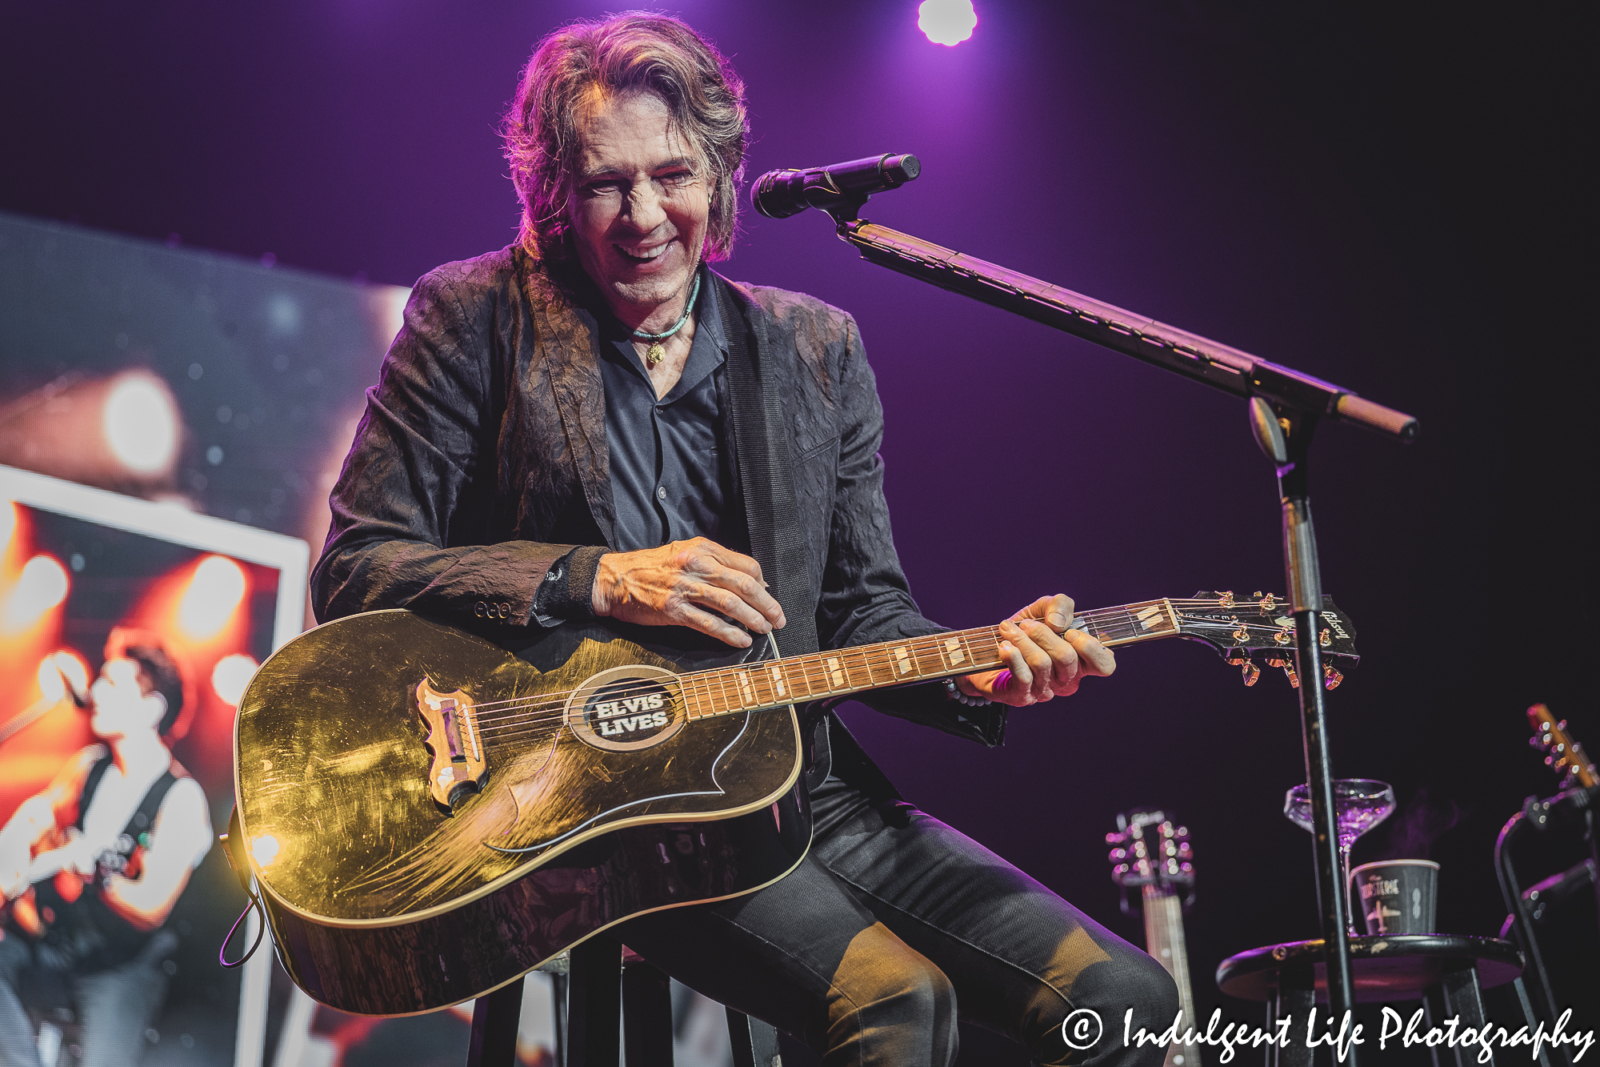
left=1350, top=859, right=1439, bottom=935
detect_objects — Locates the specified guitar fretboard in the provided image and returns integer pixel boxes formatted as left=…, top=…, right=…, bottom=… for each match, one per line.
left=676, top=599, right=1181, bottom=721
left=1143, top=885, right=1202, bottom=1067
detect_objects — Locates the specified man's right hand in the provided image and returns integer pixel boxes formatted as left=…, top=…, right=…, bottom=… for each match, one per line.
left=590, top=538, right=786, bottom=648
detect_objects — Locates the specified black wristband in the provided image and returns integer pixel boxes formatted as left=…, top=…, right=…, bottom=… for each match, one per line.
left=532, top=545, right=609, bottom=621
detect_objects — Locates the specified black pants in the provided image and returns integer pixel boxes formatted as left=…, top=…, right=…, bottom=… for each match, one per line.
left=619, top=777, right=1179, bottom=1066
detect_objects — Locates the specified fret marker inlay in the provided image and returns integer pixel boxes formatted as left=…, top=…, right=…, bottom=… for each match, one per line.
left=943, top=638, right=966, bottom=666
left=894, top=646, right=912, bottom=675
left=769, top=667, right=785, bottom=697
left=826, top=657, right=845, bottom=688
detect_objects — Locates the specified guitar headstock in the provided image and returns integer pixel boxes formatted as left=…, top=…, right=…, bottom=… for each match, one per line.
left=1527, top=704, right=1598, bottom=789
left=1107, top=809, right=1194, bottom=907
left=1174, top=591, right=1358, bottom=690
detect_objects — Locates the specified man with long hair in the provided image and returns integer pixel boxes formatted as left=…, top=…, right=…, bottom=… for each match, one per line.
left=313, top=14, right=1176, bottom=1064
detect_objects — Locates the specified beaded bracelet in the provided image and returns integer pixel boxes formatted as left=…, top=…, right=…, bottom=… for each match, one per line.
left=942, top=677, right=992, bottom=707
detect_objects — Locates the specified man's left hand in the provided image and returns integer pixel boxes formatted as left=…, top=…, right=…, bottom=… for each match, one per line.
left=955, top=594, right=1115, bottom=707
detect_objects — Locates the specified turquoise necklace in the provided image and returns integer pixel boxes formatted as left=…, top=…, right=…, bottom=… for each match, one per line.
left=631, top=272, right=702, bottom=366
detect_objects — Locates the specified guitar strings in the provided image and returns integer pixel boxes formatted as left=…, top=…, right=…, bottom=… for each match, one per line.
left=456, top=593, right=1307, bottom=719
left=463, top=603, right=1319, bottom=731
left=458, top=602, right=1330, bottom=742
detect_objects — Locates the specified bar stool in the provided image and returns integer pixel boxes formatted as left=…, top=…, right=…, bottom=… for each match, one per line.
left=1215, top=934, right=1524, bottom=1067
left=466, top=935, right=784, bottom=1067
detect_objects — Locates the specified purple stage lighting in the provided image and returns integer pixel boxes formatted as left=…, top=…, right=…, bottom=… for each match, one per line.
left=917, top=0, right=977, bottom=46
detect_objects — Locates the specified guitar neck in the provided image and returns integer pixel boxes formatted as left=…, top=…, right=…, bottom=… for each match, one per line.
left=1143, top=885, right=1202, bottom=1067
left=677, top=600, right=1184, bottom=721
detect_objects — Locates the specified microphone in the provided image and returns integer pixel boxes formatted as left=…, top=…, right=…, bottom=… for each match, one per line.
left=752, top=153, right=920, bottom=219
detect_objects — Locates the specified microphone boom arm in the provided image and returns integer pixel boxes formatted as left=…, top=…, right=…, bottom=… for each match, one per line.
left=833, top=216, right=1417, bottom=440
left=794, top=187, right=1422, bottom=1046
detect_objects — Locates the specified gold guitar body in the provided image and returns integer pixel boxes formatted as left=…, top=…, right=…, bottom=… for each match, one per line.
left=234, top=610, right=809, bottom=1015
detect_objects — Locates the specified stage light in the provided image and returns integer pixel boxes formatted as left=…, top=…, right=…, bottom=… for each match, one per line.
left=211, top=652, right=259, bottom=706
left=3, top=554, right=69, bottom=631
left=102, top=371, right=179, bottom=475
left=918, top=0, right=977, bottom=45
left=177, top=555, right=247, bottom=640
left=37, top=650, right=89, bottom=704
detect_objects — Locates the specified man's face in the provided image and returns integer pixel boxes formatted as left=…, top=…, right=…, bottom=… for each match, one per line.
left=566, top=89, right=710, bottom=323
left=89, top=657, right=165, bottom=740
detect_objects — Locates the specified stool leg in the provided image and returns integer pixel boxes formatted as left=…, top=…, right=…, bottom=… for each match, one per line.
left=1267, top=980, right=1313, bottom=1067
left=1424, top=964, right=1494, bottom=1067
left=725, top=1008, right=782, bottom=1067
left=550, top=973, right=569, bottom=1067
left=622, top=959, right=674, bottom=1067
left=467, top=977, right=525, bottom=1067
left=567, top=938, right=622, bottom=1067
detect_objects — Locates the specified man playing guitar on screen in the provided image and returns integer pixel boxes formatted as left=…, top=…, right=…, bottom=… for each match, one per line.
left=0, top=629, right=211, bottom=1067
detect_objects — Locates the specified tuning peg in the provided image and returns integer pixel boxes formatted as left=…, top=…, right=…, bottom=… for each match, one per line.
left=1267, top=656, right=1300, bottom=688
left=1323, top=665, right=1344, bottom=690
left=1241, top=660, right=1260, bottom=686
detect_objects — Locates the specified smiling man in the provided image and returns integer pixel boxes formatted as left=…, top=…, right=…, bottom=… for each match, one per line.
left=312, top=13, right=1175, bottom=1065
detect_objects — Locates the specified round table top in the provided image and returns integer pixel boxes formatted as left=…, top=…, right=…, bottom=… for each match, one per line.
left=1216, top=934, right=1524, bottom=1003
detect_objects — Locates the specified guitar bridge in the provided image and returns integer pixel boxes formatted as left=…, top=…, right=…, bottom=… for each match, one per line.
left=416, top=678, right=487, bottom=811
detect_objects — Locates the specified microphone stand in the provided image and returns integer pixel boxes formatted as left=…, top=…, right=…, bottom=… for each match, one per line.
left=808, top=195, right=1419, bottom=1044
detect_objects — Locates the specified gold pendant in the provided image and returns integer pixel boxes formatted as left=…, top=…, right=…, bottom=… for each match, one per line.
left=646, top=342, right=665, bottom=365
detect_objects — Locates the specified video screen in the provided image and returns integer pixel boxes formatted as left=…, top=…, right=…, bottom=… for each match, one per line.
left=1, top=465, right=307, bottom=1067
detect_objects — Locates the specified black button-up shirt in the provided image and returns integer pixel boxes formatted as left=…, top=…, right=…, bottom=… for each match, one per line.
left=598, top=270, right=733, bottom=552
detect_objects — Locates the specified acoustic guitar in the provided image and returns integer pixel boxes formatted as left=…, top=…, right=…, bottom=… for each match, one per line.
left=233, top=591, right=1357, bottom=1014
left=1109, top=809, right=1202, bottom=1067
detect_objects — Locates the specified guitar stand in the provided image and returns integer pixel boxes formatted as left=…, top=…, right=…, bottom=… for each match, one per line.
left=1493, top=793, right=1600, bottom=1067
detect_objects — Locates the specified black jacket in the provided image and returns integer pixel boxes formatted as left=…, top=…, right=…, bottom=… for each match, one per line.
left=311, top=244, right=1006, bottom=790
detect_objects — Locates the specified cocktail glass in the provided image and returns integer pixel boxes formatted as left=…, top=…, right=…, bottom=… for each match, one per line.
left=1284, top=778, right=1397, bottom=934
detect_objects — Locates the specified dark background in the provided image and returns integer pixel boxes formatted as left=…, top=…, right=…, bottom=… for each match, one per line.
left=3, top=0, right=1594, bottom=1056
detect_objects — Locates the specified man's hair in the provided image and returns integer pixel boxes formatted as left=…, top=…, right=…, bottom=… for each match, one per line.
left=502, top=13, right=749, bottom=261
left=106, top=628, right=187, bottom=737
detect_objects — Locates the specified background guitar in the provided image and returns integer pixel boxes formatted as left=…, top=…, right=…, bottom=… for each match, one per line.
left=1109, top=809, right=1202, bottom=1067
left=1521, top=704, right=1598, bottom=923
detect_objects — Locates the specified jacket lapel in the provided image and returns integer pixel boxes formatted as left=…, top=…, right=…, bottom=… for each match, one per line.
left=715, top=272, right=820, bottom=657
left=519, top=251, right=617, bottom=549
